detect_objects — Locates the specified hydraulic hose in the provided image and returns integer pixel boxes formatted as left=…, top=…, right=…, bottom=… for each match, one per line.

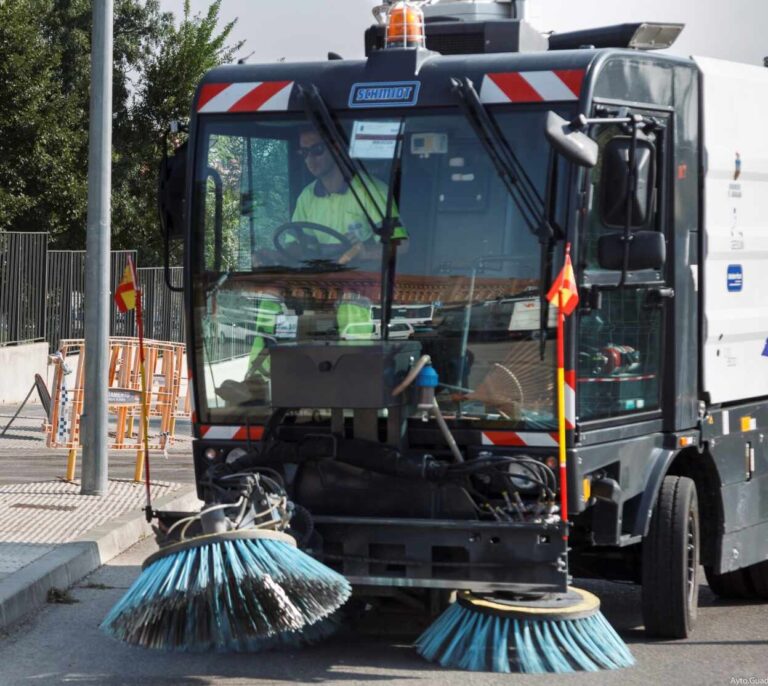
left=432, top=397, right=464, bottom=464
left=392, top=354, right=432, bottom=396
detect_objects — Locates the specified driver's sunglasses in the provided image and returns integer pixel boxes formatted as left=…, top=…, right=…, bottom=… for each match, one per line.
left=297, top=142, right=327, bottom=159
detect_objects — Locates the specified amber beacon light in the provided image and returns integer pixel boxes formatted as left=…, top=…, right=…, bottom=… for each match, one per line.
left=385, top=1, right=426, bottom=49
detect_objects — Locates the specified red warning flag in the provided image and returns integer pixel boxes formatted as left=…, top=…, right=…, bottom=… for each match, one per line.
left=114, top=264, right=137, bottom=313
left=546, top=246, right=579, bottom=316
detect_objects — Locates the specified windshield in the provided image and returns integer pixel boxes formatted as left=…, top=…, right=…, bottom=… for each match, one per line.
left=192, top=108, right=570, bottom=430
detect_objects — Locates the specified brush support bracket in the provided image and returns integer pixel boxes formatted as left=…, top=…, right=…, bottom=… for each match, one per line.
left=456, top=587, right=600, bottom=622
left=144, top=529, right=296, bottom=569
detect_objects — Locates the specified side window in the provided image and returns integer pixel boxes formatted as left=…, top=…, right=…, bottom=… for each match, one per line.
left=577, top=289, right=662, bottom=421
left=582, top=123, right=660, bottom=270
left=577, top=115, right=666, bottom=422
left=203, top=135, right=290, bottom=272
left=245, top=138, right=290, bottom=254
left=203, top=134, right=245, bottom=271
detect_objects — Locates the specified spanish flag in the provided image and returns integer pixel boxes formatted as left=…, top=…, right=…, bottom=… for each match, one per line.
left=546, top=246, right=579, bottom=316
left=114, top=264, right=137, bottom=313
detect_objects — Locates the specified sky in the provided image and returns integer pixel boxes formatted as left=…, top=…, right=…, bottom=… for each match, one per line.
left=159, top=0, right=767, bottom=67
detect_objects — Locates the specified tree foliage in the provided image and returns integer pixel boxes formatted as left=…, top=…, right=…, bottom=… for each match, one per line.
left=0, top=0, right=241, bottom=262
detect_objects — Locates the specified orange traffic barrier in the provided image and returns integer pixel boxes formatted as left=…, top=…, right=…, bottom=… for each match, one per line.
left=44, top=337, right=189, bottom=482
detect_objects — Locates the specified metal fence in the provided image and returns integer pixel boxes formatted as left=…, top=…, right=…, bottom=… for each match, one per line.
left=0, top=231, right=185, bottom=351
left=136, top=267, right=185, bottom=343
left=46, top=250, right=137, bottom=351
left=0, top=232, right=48, bottom=346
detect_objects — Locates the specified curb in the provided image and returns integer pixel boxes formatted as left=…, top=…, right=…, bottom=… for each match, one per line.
left=0, top=485, right=201, bottom=631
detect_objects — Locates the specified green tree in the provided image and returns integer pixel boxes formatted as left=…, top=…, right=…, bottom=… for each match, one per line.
left=114, top=0, right=242, bottom=262
left=0, top=0, right=240, bottom=262
left=0, top=0, right=86, bottom=235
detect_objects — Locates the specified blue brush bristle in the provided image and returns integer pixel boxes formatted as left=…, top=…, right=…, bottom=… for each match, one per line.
left=101, top=536, right=351, bottom=651
left=416, top=600, right=635, bottom=673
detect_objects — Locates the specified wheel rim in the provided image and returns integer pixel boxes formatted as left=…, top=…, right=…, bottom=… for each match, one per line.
left=686, top=509, right=698, bottom=605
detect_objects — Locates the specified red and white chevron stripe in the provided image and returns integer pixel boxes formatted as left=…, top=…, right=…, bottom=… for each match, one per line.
left=199, top=425, right=264, bottom=441
left=480, top=69, right=585, bottom=104
left=481, top=369, right=576, bottom=446
left=482, top=431, right=559, bottom=448
left=196, top=81, right=294, bottom=113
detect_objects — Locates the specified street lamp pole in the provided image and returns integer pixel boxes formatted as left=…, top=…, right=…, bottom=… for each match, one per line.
left=81, top=0, right=113, bottom=496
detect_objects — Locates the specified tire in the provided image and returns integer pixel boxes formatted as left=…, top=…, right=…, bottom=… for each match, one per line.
left=704, top=565, right=754, bottom=599
left=642, top=475, right=700, bottom=639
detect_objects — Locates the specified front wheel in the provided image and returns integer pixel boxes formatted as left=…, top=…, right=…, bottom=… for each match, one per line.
left=642, top=475, right=700, bottom=638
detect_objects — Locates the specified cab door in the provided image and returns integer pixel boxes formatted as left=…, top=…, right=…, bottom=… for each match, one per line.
left=577, top=112, right=671, bottom=426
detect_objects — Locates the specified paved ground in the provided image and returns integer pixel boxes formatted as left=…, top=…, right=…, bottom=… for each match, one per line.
left=0, top=534, right=767, bottom=686
left=0, top=404, right=196, bottom=485
left=0, top=479, right=183, bottom=581
left=0, top=402, right=199, bottom=632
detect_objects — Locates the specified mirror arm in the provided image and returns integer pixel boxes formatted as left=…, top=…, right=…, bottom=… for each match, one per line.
left=618, top=115, right=643, bottom=288
left=158, top=128, right=184, bottom=293
left=163, top=225, right=183, bottom=293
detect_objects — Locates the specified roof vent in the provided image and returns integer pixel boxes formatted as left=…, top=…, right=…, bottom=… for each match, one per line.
left=422, top=0, right=515, bottom=22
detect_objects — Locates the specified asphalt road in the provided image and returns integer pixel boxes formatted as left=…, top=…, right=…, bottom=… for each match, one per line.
left=1, top=536, right=766, bottom=686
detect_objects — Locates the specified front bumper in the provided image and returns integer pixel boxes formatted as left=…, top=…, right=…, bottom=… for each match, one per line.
left=313, top=516, right=569, bottom=594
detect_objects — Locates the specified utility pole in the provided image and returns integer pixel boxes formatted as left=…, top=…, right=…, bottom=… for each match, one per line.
left=81, top=0, right=113, bottom=496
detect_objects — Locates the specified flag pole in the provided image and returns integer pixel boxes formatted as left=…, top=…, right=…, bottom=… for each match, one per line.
left=555, top=245, right=570, bottom=540
left=130, top=257, right=152, bottom=516
left=556, top=289, right=568, bottom=538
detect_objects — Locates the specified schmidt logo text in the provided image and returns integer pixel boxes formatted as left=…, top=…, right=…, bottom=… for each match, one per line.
left=349, top=81, right=421, bottom=108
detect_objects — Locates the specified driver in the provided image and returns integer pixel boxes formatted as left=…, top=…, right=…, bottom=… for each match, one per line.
left=291, top=128, right=407, bottom=264
left=244, top=128, right=407, bottom=389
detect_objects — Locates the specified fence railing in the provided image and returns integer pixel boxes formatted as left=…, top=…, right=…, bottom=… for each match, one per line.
left=0, top=232, right=48, bottom=346
left=46, top=250, right=137, bottom=351
left=1, top=231, right=185, bottom=351
left=135, top=267, right=185, bottom=343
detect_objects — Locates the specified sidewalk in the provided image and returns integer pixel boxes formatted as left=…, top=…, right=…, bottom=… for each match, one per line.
left=0, top=403, right=201, bottom=630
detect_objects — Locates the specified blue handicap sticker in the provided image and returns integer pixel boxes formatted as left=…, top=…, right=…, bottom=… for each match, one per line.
left=763, top=339, right=768, bottom=357
left=727, top=264, right=743, bottom=292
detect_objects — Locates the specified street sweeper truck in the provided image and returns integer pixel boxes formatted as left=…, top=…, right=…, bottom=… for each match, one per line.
left=128, top=0, right=768, bottom=667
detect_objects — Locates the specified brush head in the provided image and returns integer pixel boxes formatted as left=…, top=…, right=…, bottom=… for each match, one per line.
left=101, top=529, right=351, bottom=651
left=416, top=587, right=634, bottom=673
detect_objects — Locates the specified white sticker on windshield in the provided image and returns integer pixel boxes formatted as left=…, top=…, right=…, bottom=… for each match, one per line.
left=349, top=121, right=400, bottom=159
left=275, top=315, right=298, bottom=339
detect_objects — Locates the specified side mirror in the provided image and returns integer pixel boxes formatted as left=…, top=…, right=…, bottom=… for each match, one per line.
left=600, top=137, right=656, bottom=227
left=598, top=230, right=666, bottom=271
left=158, top=141, right=188, bottom=241
left=544, top=111, right=599, bottom=168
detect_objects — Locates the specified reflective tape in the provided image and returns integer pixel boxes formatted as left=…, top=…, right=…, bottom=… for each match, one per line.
left=197, top=81, right=294, bottom=113
left=480, top=70, right=585, bottom=104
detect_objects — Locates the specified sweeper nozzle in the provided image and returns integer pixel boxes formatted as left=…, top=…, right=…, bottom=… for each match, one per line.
left=416, top=587, right=634, bottom=673
left=101, top=466, right=351, bottom=651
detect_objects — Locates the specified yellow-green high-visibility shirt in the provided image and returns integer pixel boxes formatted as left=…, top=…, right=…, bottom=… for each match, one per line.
left=292, top=175, right=407, bottom=243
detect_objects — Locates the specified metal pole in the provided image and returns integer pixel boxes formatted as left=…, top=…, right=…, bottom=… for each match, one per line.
left=81, top=0, right=113, bottom=496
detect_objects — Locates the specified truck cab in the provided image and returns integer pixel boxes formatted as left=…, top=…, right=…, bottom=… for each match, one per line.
left=159, top=0, right=768, bottom=638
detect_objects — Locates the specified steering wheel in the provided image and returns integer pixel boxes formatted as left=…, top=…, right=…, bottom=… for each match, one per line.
left=273, top=221, right=352, bottom=262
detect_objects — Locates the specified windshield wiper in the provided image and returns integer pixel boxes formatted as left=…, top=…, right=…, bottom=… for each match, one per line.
left=379, top=120, right=405, bottom=340
left=451, top=77, right=564, bottom=357
left=298, top=84, right=385, bottom=235
left=451, top=77, right=543, bottom=234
